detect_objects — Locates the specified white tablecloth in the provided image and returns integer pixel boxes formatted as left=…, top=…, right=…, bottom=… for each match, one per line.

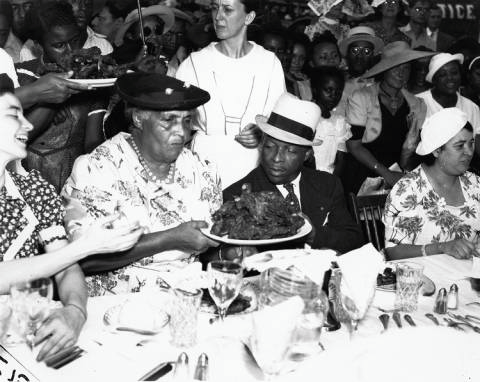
left=5, top=255, right=480, bottom=381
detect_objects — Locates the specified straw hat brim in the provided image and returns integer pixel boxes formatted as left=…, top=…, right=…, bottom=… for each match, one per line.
left=114, top=5, right=175, bottom=47
left=362, top=50, right=436, bottom=78
left=339, top=34, right=384, bottom=57
left=256, top=115, right=318, bottom=147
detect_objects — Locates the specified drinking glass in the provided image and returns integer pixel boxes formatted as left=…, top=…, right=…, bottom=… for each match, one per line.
left=394, top=262, right=424, bottom=312
left=169, top=287, right=203, bottom=348
left=10, top=278, right=53, bottom=348
left=207, top=261, right=243, bottom=321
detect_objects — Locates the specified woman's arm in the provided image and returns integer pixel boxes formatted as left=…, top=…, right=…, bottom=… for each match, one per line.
left=386, top=240, right=478, bottom=261
left=84, top=111, right=106, bottom=153
left=25, top=105, right=57, bottom=143
left=346, top=139, right=403, bottom=187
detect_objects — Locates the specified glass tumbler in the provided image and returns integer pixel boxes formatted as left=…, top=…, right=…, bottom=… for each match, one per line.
left=169, top=287, right=203, bottom=348
left=394, top=262, right=424, bottom=312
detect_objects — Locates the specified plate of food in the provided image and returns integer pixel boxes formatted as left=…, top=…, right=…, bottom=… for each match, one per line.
left=41, top=47, right=129, bottom=88
left=104, top=300, right=169, bottom=334
left=202, top=184, right=312, bottom=245
left=376, top=266, right=436, bottom=296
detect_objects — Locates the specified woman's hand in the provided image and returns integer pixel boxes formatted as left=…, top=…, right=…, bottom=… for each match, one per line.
left=235, top=123, right=262, bottom=149
left=73, top=214, right=144, bottom=256
left=168, top=221, right=220, bottom=253
left=34, top=306, right=85, bottom=362
left=441, top=239, right=478, bottom=259
left=403, top=114, right=421, bottom=152
left=383, top=170, right=404, bottom=189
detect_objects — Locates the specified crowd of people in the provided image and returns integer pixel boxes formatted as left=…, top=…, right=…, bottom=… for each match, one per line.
left=1, top=0, right=480, bottom=362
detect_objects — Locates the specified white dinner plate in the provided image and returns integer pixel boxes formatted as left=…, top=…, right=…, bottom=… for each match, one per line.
left=103, top=303, right=169, bottom=334
left=201, top=218, right=312, bottom=246
left=68, top=78, right=117, bottom=88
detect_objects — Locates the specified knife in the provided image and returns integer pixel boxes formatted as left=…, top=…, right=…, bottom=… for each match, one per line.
left=392, top=311, right=402, bottom=328
left=51, top=348, right=84, bottom=369
left=139, top=362, right=173, bottom=381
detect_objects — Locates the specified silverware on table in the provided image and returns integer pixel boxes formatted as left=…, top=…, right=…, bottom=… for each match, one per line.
left=425, top=313, right=439, bottom=325
left=174, top=352, right=189, bottom=380
left=392, top=311, right=402, bottom=328
left=379, top=314, right=389, bottom=332
left=404, top=314, right=416, bottom=327
left=139, top=362, right=174, bottom=381
left=45, top=346, right=84, bottom=369
left=447, top=312, right=480, bottom=333
left=466, top=302, right=480, bottom=307
left=443, top=317, right=466, bottom=331
left=115, top=327, right=157, bottom=336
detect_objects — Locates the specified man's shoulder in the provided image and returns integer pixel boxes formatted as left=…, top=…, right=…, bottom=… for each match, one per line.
left=223, top=167, right=266, bottom=200
left=301, top=167, right=340, bottom=189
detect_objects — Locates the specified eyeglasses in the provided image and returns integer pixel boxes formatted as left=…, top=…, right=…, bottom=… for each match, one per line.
left=385, top=0, right=399, bottom=5
left=349, top=46, right=373, bottom=57
left=143, top=25, right=164, bottom=38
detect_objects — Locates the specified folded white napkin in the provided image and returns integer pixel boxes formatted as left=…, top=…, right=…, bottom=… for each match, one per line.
left=467, top=257, right=480, bottom=278
left=336, top=243, right=385, bottom=315
left=244, top=249, right=336, bottom=286
left=250, top=296, right=304, bottom=373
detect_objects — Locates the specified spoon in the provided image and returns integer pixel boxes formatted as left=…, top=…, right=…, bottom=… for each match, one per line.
left=392, top=311, right=402, bottom=328
left=425, top=313, right=439, bottom=326
left=379, top=314, right=389, bottom=332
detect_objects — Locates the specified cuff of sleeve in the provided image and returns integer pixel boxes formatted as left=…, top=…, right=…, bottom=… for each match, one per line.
left=39, top=225, right=67, bottom=245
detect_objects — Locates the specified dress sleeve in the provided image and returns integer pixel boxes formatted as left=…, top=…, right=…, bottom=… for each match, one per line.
left=383, top=173, right=424, bottom=247
left=26, top=171, right=67, bottom=245
left=346, top=89, right=368, bottom=128
left=176, top=55, right=200, bottom=87
left=263, top=55, right=286, bottom=115
left=61, top=152, right=118, bottom=235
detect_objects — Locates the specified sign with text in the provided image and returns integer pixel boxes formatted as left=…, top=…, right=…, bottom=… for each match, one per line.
left=0, top=346, right=38, bottom=382
left=435, top=0, right=479, bottom=38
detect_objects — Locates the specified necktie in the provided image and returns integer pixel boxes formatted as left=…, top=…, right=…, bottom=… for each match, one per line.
left=283, top=183, right=301, bottom=213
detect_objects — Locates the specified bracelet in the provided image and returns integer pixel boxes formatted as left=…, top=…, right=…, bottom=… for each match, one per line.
left=421, top=244, right=428, bottom=257
left=65, top=303, right=87, bottom=321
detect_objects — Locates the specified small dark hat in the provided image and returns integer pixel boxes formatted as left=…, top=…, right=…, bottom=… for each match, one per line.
left=116, top=72, right=210, bottom=111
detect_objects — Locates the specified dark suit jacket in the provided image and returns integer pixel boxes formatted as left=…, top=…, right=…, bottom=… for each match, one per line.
left=435, top=31, right=455, bottom=53
left=224, top=166, right=364, bottom=254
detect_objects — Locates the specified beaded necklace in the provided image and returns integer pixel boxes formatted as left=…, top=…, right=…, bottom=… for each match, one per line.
left=128, top=136, right=175, bottom=186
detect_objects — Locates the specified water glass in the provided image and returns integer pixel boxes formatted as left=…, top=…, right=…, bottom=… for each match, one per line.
left=207, top=261, right=243, bottom=321
left=0, top=303, right=12, bottom=343
left=169, top=287, right=203, bottom=348
left=394, top=262, right=424, bottom=312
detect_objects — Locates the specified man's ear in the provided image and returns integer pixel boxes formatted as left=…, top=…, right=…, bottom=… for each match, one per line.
left=432, top=147, right=441, bottom=158
left=131, top=109, right=144, bottom=130
left=305, top=148, right=314, bottom=162
left=245, top=11, right=256, bottom=26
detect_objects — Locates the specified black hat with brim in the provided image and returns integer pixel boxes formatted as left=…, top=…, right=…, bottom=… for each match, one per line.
left=116, top=72, right=210, bottom=111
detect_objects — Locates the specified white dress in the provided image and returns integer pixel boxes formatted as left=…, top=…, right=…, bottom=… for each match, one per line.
left=176, top=42, right=285, bottom=188
left=417, top=90, right=480, bottom=134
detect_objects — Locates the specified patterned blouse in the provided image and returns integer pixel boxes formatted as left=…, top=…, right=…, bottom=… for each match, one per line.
left=62, top=133, right=223, bottom=296
left=383, top=166, right=480, bottom=247
left=0, top=170, right=67, bottom=261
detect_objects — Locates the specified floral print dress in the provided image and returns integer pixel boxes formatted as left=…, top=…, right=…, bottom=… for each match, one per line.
left=383, top=165, right=480, bottom=248
left=0, top=170, right=67, bottom=261
left=62, top=133, right=223, bottom=296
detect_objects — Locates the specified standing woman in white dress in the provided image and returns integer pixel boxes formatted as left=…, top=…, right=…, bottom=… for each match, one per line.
left=176, top=0, right=285, bottom=189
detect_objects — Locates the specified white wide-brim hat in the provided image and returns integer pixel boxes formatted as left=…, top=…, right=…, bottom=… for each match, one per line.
left=416, top=107, right=469, bottom=155
left=256, top=93, right=321, bottom=146
left=114, top=5, right=175, bottom=47
left=338, top=26, right=384, bottom=57
left=425, top=53, right=464, bottom=83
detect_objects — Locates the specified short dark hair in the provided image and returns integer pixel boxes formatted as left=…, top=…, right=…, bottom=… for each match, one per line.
left=421, top=122, right=474, bottom=165
left=260, top=25, right=287, bottom=45
left=0, top=0, right=13, bottom=27
left=310, top=66, right=345, bottom=90
left=25, top=1, right=78, bottom=43
left=407, top=0, right=431, bottom=8
left=0, top=73, right=14, bottom=95
left=311, top=31, right=340, bottom=56
left=240, top=0, right=260, bottom=13
left=429, top=4, right=441, bottom=12
left=104, top=0, right=135, bottom=20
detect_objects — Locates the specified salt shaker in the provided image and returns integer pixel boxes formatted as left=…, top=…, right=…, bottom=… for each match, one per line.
left=434, top=288, right=447, bottom=314
left=193, top=353, right=209, bottom=381
left=173, top=352, right=189, bottom=380
left=447, top=284, right=459, bottom=310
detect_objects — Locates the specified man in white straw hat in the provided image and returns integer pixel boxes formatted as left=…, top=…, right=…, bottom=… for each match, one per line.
left=336, top=26, right=384, bottom=116
left=224, top=93, right=363, bottom=254
left=417, top=52, right=480, bottom=159
left=341, top=41, right=434, bottom=194
left=384, top=107, right=480, bottom=261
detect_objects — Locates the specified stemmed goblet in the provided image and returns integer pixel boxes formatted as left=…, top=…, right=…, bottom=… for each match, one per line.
left=207, top=260, right=243, bottom=322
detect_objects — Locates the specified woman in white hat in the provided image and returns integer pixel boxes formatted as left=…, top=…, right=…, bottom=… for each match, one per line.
left=176, top=0, right=285, bottom=189
left=383, top=108, right=480, bottom=260
left=342, top=41, right=434, bottom=194
left=417, top=53, right=480, bottom=133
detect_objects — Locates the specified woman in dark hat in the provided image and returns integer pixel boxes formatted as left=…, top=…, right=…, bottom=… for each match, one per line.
left=176, top=0, right=286, bottom=189
left=62, top=73, right=222, bottom=297
left=341, top=41, right=435, bottom=194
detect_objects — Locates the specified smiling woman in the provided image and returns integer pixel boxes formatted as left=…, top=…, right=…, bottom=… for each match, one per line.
left=176, top=0, right=286, bottom=189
